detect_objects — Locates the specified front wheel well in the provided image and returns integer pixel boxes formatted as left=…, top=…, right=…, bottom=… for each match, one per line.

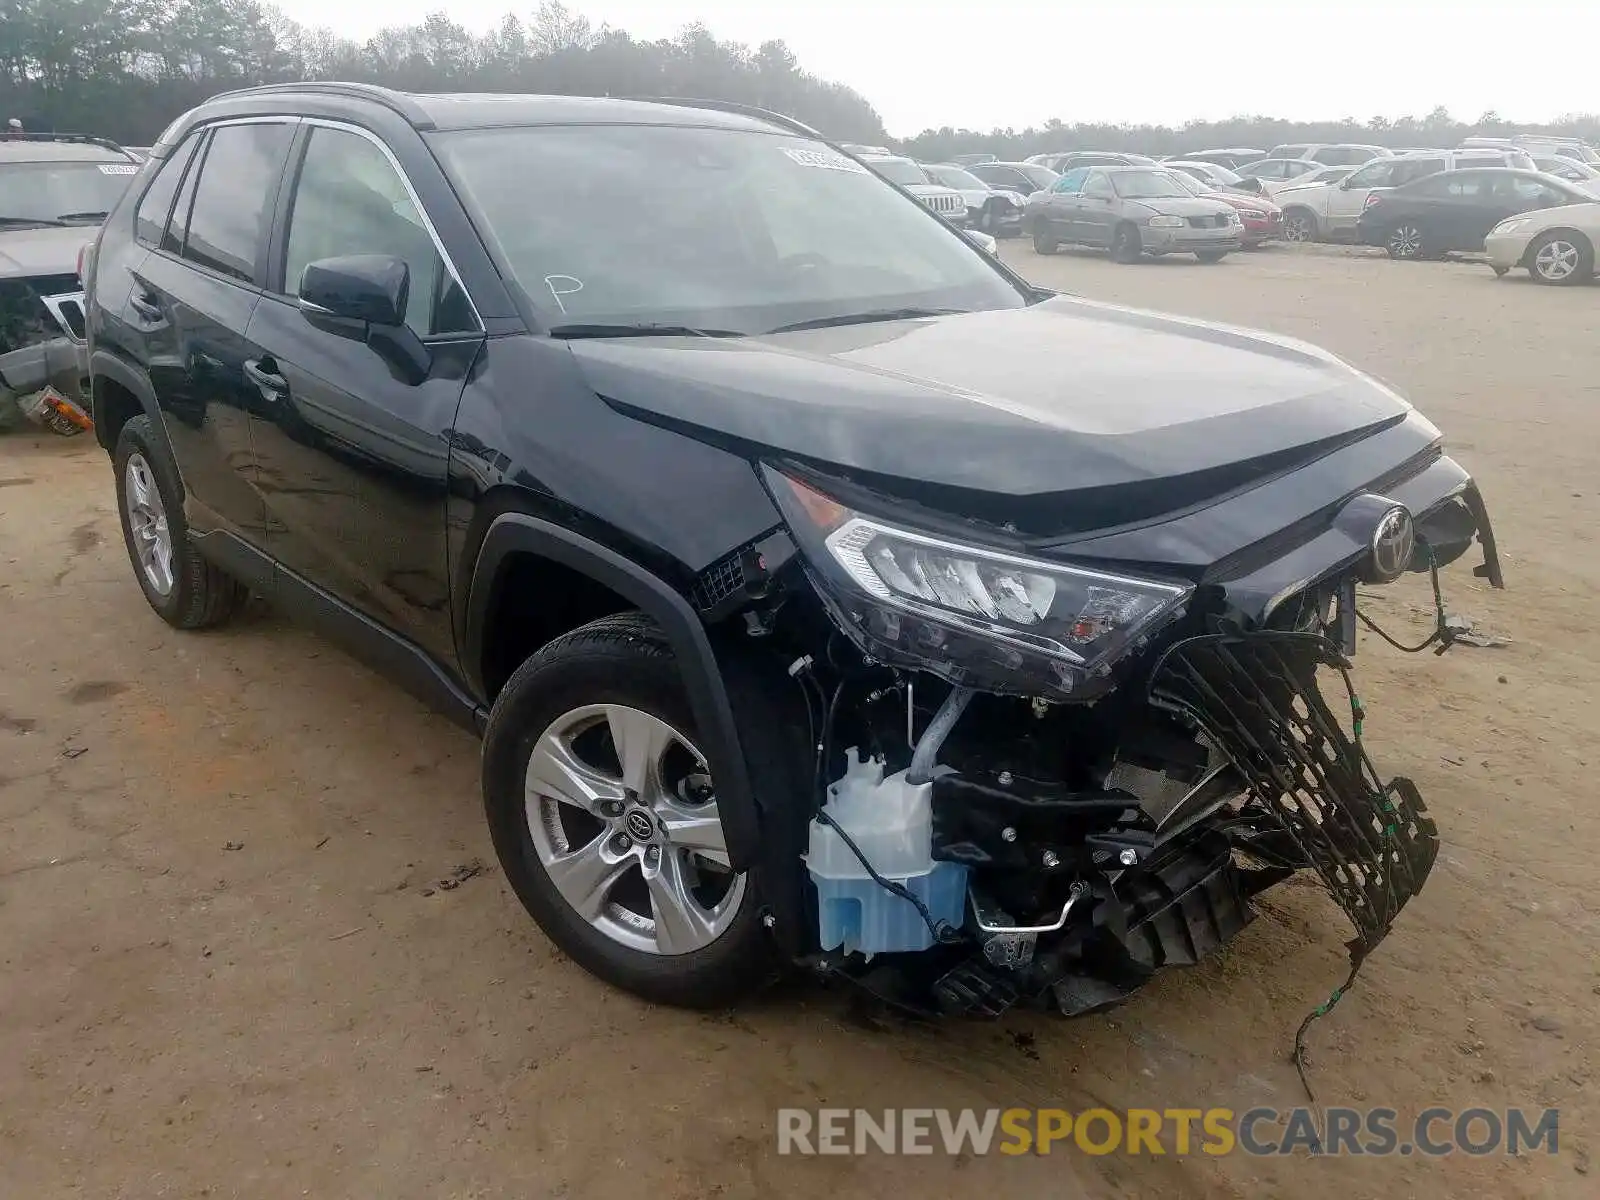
left=92, top=375, right=143, bottom=454
left=1522, top=227, right=1593, bottom=265
left=479, top=552, right=635, bottom=699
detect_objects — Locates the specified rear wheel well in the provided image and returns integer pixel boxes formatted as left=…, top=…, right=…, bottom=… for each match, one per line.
left=479, top=553, right=635, bottom=699
left=93, top=375, right=143, bottom=454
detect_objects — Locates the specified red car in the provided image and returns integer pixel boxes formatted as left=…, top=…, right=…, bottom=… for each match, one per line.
left=1163, top=168, right=1284, bottom=247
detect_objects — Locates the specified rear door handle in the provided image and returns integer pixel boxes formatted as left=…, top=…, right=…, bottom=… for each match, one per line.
left=129, top=289, right=162, bottom=321
left=243, top=357, right=288, bottom=398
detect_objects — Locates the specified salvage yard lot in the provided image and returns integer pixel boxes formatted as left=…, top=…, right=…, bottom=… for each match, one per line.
left=2, top=244, right=1596, bottom=1199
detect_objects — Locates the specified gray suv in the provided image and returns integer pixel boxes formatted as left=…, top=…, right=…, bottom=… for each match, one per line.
left=0, top=134, right=140, bottom=432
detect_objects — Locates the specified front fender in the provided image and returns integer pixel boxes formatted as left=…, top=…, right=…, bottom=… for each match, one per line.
left=463, top=512, right=761, bottom=871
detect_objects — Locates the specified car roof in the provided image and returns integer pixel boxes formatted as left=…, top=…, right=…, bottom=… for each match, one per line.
left=184, top=83, right=815, bottom=138
left=0, top=137, right=134, bottom=163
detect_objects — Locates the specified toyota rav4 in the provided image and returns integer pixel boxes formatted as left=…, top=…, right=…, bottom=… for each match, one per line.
left=85, top=84, right=1502, bottom=1015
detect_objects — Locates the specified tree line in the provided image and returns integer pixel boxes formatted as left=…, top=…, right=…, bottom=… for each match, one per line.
left=2, top=0, right=1594, bottom=158
left=0, top=0, right=891, bottom=144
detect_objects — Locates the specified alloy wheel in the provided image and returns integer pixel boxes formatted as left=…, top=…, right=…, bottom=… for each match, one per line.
left=1534, top=238, right=1579, bottom=282
left=524, top=703, right=744, bottom=956
left=1283, top=213, right=1313, bottom=243
left=1388, top=225, right=1423, bottom=259
left=123, top=452, right=175, bottom=596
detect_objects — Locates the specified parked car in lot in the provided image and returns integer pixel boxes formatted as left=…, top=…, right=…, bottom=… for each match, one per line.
left=1269, top=165, right=1360, bottom=242
left=1161, top=160, right=1274, bottom=198
left=86, top=84, right=1500, bottom=1016
left=1312, top=149, right=1537, bottom=242
left=1462, top=135, right=1600, bottom=166
left=1, top=133, right=141, bottom=433
left=1171, top=148, right=1266, bottom=170
left=1026, top=165, right=1240, bottom=262
left=1162, top=169, right=1283, bottom=246
left=1485, top=199, right=1600, bottom=285
left=859, top=155, right=969, bottom=223
left=1356, top=168, right=1597, bottom=260
left=1266, top=143, right=1391, bottom=166
left=965, top=160, right=1060, bottom=196
left=922, top=162, right=1027, bottom=235
left=1531, top=155, right=1600, bottom=185
left=1235, top=157, right=1323, bottom=186
left=1025, top=150, right=1155, bottom=173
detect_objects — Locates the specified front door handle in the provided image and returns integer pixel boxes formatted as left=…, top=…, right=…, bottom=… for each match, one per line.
left=243, top=357, right=288, bottom=399
left=129, top=289, right=162, bottom=322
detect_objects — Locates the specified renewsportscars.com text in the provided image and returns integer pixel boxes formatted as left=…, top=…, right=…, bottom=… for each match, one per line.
left=776, top=1106, right=1560, bottom=1157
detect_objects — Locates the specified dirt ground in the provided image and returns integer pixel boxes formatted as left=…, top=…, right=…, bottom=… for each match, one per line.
left=2, top=243, right=1596, bottom=1199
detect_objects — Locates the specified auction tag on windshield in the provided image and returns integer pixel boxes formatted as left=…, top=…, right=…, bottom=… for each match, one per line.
left=97, top=164, right=138, bottom=175
left=781, top=147, right=868, bottom=174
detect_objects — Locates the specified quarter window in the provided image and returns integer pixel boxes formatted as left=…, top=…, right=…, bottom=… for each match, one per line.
left=181, top=122, right=293, bottom=283
left=134, top=134, right=201, bottom=247
left=283, top=126, right=475, bottom=337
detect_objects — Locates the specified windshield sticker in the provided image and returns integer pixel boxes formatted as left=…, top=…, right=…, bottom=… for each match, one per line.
left=97, top=164, right=138, bottom=175
left=781, top=147, right=869, bottom=175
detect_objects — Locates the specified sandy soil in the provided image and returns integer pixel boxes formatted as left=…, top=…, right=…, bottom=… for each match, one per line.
left=2, top=244, right=1596, bottom=1198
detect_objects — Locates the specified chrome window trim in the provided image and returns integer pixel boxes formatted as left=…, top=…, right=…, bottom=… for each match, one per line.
left=296, top=117, right=483, bottom=332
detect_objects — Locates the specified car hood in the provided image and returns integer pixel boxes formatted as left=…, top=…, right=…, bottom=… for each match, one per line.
left=904, top=184, right=963, bottom=200
left=567, top=297, right=1416, bottom=535
left=0, top=225, right=94, bottom=280
left=1126, top=196, right=1236, bottom=217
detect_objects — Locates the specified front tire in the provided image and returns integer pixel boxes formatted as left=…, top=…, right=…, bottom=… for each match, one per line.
left=1195, top=250, right=1228, bottom=264
left=1031, top=222, right=1059, bottom=254
left=1526, top=230, right=1594, bottom=286
left=113, top=415, right=246, bottom=629
left=482, top=614, right=775, bottom=1007
left=1110, top=222, right=1142, bottom=263
left=1282, top=208, right=1317, bottom=244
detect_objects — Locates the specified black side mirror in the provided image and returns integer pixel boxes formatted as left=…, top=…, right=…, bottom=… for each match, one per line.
left=298, top=254, right=409, bottom=326
left=297, top=255, right=430, bottom=385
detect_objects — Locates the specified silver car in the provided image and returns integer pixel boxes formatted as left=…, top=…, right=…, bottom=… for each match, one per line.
left=1025, top=166, right=1241, bottom=263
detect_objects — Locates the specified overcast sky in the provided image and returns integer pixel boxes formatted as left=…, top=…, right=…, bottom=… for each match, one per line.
left=267, top=0, right=1600, bottom=137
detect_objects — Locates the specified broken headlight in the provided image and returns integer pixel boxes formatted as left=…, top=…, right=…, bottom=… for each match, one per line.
left=766, top=468, right=1193, bottom=698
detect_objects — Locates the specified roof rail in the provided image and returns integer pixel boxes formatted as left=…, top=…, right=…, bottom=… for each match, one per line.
left=205, top=81, right=436, bottom=129
left=4, top=131, right=134, bottom=158
left=623, top=96, right=823, bottom=139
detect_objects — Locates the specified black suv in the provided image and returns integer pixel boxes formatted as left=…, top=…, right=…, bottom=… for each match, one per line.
left=86, top=84, right=1502, bottom=1015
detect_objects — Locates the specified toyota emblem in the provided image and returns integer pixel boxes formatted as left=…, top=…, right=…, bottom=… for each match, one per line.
left=625, top=810, right=656, bottom=842
left=1368, top=506, right=1416, bottom=583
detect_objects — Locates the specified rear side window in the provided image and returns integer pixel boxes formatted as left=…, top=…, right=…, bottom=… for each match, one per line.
left=1053, top=168, right=1088, bottom=194
left=134, top=134, right=201, bottom=247
left=1393, top=158, right=1446, bottom=186
left=180, top=122, right=293, bottom=283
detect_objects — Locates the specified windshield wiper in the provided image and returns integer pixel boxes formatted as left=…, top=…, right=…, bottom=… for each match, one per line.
left=765, top=306, right=969, bottom=334
left=547, top=322, right=744, bottom=339
left=0, top=216, right=67, bottom=228
left=54, top=210, right=109, bottom=223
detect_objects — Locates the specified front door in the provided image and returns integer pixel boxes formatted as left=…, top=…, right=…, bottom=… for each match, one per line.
left=245, top=122, right=485, bottom=665
left=129, top=120, right=295, bottom=543
left=1325, top=158, right=1399, bottom=236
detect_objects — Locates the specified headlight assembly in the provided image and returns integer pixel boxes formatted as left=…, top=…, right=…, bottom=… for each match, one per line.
left=1146, top=215, right=1185, bottom=228
left=764, top=468, right=1194, bottom=698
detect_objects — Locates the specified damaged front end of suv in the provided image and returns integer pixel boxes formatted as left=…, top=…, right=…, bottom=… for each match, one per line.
left=640, top=320, right=1506, bottom=1019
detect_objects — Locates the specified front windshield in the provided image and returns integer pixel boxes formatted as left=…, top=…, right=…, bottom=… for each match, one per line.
left=1110, top=169, right=1191, bottom=199
left=1205, top=164, right=1244, bottom=185
left=866, top=157, right=930, bottom=187
left=1163, top=171, right=1206, bottom=195
left=432, top=125, right=1025, bottom=333
left=1018, top=164, right=1059, bottom=189
left=0, top=159, right=138, bottom=224
left=927, top=165, right=986, bottom=190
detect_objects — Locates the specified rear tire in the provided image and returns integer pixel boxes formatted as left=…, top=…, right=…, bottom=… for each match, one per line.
left=1526, top=230, right=1594, bottom=286
left=482, top=613, right=777, bottom=1008
left=1031, top=223, right=1059, bottom=254
left=1385, top=222, right=1425, bottom=260
left=1110, top=222, right=1142, bottom=263
left=113, top=415, right=247, bottom=630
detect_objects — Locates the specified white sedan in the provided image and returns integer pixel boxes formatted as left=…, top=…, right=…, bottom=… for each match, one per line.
left=1485, top=202, right=1600, bottom=286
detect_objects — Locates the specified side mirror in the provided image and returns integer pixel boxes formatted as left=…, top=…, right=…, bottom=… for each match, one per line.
left=298, top=254, right=409, bottom=326
left=1338, top=178, right=1354, bottom=190
left=297, top=254, right=431, bottom=385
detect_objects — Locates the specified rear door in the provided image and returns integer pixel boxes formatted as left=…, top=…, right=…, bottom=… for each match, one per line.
left=128, top=119, right=295, bottom=544
left=244, top=121, right=484, bottom=664
left=1076, top=171, right=1119, bottom=246
left=1038, top=167, right=1087, bottom=239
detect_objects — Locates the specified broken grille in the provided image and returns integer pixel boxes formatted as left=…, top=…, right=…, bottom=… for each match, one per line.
left=1148, top=630, right=1439, bottom=958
